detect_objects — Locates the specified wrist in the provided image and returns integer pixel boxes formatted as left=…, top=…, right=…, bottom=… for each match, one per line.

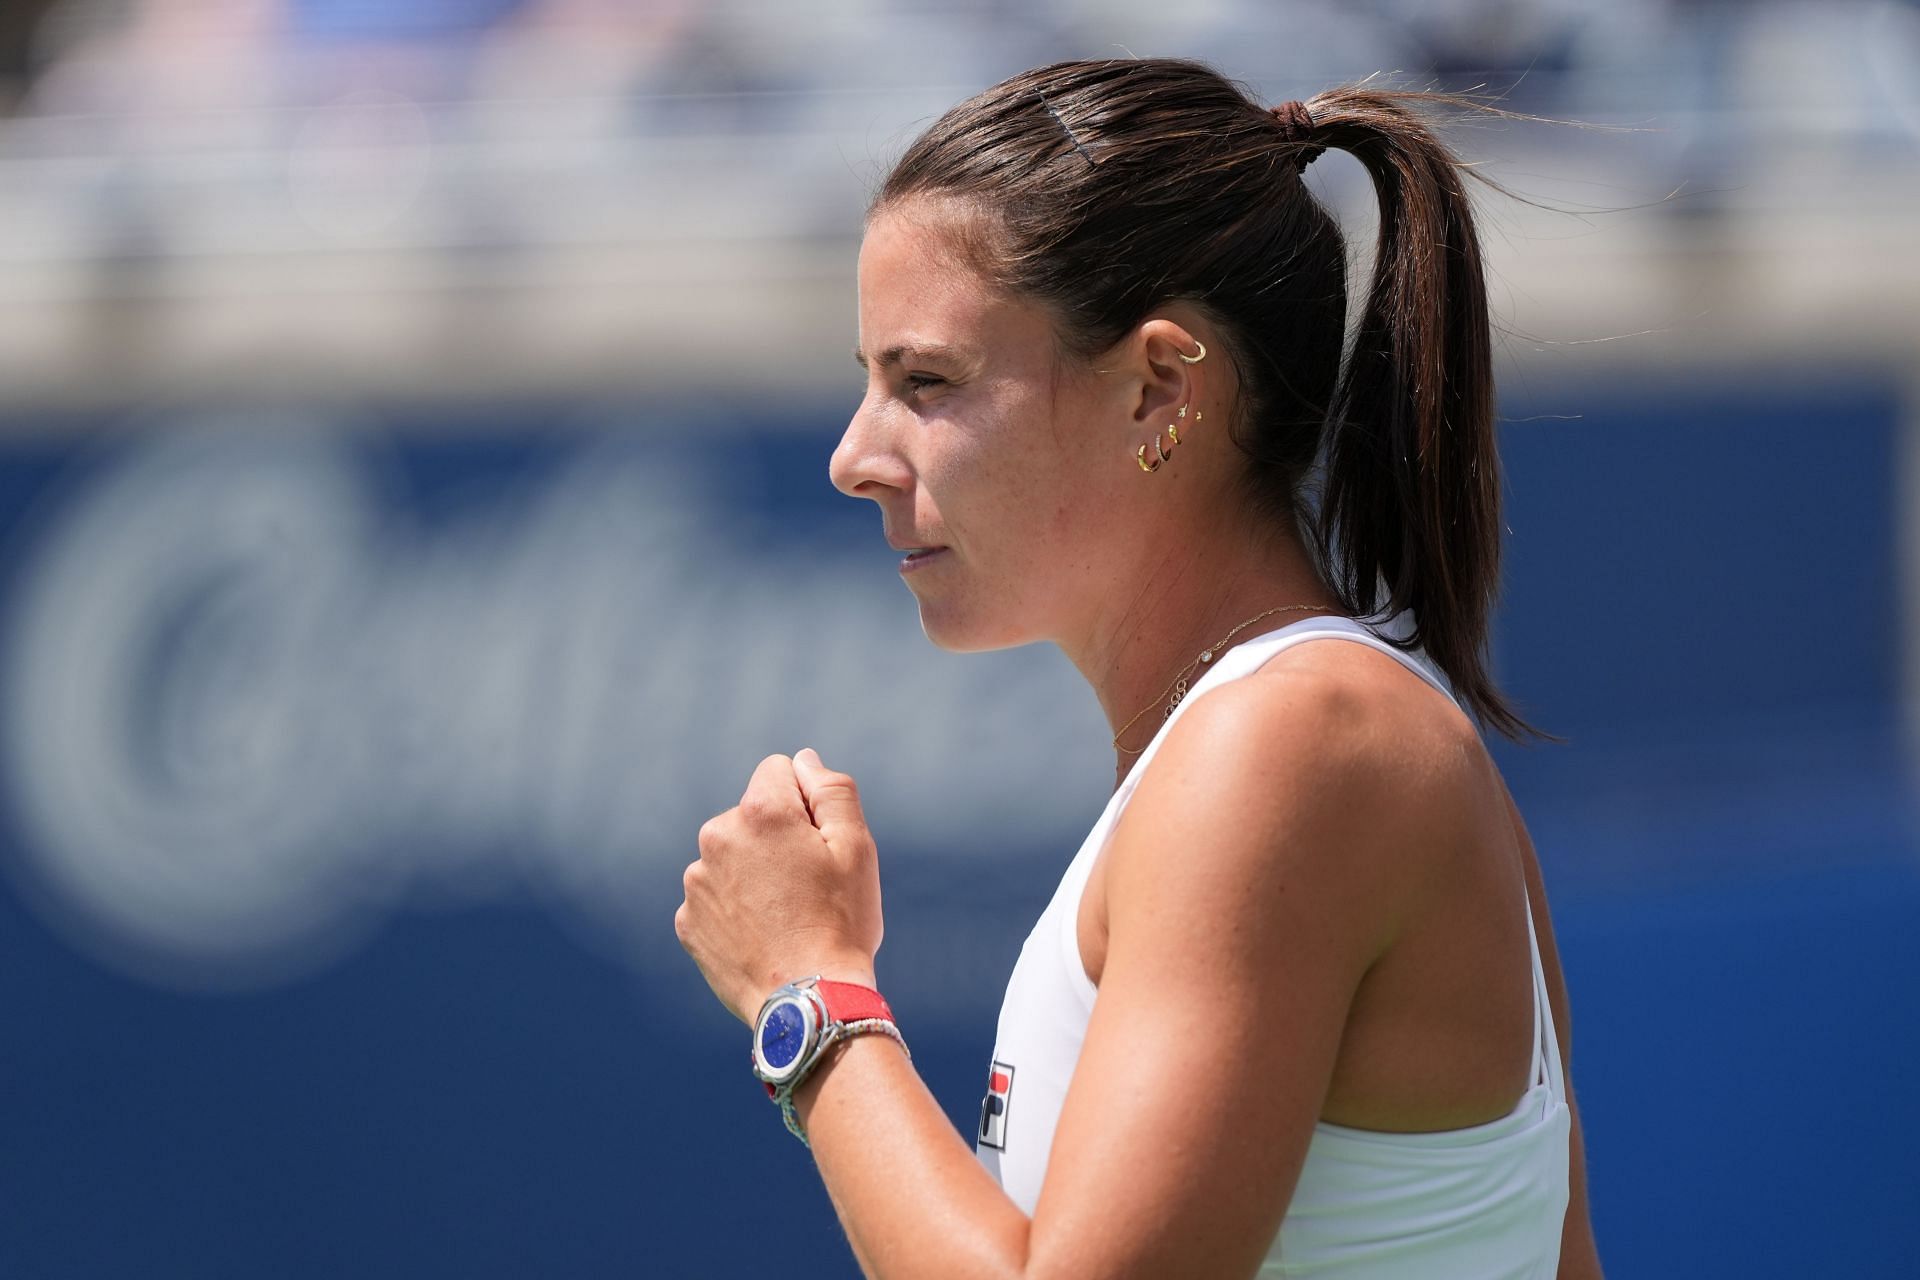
left=792, top=1024, right=906, bottom=1110
left=752, top=959, right=874, bottom=1010
left=814, top=963, right=877, bottom=990
left=748, top=974, right=905, bottom=1147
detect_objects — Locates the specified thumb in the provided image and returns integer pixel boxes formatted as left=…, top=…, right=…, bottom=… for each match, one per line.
left=792, top=747, right=866, bottom=837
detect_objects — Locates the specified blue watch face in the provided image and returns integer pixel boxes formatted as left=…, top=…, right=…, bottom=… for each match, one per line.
left=759, top=1000, right=808, bottom=1071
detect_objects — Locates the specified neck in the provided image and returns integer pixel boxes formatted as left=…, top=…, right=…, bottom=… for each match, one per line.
left=1060, top=513, right=1346, bottom=792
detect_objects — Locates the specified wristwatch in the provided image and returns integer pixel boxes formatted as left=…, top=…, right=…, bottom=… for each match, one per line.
left=750, top=975, right=908, bottom=1146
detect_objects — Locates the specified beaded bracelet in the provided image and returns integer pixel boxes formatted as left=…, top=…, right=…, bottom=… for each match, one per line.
left=773, top=1017, right=912, bottom=1147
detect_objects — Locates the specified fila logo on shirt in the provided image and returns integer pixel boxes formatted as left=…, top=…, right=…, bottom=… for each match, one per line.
left=978, top=1060, right=1015, bottom=1150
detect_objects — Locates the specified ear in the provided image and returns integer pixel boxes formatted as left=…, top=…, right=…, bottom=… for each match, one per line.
left=1129, top=316, right=1205, bottom=431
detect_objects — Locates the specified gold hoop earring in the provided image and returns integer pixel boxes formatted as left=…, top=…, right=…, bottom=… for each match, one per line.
left=1137, top=430, right=1176, bottom=472
left=1177, top=340, right=1206, bottom=365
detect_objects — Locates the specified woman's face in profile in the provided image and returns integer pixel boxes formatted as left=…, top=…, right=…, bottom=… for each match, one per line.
left=834, top=200, right=1136, bottom=653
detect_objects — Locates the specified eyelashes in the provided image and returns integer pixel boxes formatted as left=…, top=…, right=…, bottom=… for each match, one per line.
left=854, top=373, right=948, bottom=406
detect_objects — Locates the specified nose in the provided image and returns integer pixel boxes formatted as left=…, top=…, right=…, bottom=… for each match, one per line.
left=829, top=397, right=913, bottom=501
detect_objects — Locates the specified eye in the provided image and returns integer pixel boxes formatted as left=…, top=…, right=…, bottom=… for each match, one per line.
left=903, top=373, right=946, bottom=392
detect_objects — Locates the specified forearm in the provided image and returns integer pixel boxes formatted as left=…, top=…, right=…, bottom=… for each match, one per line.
left=793, top=1033, right=1032, bottom=1280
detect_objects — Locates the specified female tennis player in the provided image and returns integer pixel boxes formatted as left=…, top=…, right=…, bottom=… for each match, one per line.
left=676, top=57, right=1603, bottom=1278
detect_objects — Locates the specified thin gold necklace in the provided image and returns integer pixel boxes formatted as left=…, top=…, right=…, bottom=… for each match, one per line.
left=1112, top=604, right=1338, bottom=755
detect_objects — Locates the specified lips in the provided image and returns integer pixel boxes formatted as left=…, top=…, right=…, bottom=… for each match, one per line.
left=897, top=545, right=949, bottom=574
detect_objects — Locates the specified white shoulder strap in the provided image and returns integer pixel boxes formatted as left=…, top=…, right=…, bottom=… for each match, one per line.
left=1523, top=893, right=1567, bottom=1099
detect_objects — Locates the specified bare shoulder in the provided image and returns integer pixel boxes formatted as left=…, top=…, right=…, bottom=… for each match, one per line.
left=1163, top=635, right=1491, bottom=844
left=1245, top=636, right=1485, bottom=774
left=1104, top=636, right=1493, bottom=964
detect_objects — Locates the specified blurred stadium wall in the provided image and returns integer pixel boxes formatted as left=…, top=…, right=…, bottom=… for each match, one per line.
left=1, top=3, right=1916, bottom=1277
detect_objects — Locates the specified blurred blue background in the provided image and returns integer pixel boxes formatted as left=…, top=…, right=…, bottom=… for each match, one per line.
left=1, top=2, right=1917, bottom=1277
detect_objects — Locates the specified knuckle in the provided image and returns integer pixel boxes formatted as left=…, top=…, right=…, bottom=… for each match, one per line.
left=697, top=815, right=724, bottom=851
left=739, top=795, right=777, bottom=827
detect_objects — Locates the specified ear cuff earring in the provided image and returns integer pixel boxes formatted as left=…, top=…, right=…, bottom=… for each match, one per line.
left=1136, top=340, right=1205, bottom=474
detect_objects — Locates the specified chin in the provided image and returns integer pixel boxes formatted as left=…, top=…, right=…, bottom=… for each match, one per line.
left=912, top=593, right=1042, bottom=654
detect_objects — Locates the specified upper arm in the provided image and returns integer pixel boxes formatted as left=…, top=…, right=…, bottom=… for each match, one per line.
left=1023, top=666, right=1463, bottom=1280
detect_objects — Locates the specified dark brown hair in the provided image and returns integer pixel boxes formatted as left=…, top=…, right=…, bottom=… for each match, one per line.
left=872, top=57, right=1535, bottom=739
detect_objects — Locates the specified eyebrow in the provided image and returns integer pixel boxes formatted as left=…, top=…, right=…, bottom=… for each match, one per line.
left=852, top=341, right=968, bottom=370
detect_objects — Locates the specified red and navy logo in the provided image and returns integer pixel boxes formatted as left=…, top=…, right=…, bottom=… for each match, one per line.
left=978, top=1059, right=1015, bottom=1150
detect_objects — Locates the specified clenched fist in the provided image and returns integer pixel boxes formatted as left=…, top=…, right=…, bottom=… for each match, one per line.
left=676, top=748, right=884, bottom=1023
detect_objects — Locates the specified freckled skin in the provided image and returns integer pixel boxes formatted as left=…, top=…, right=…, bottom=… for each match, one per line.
left=836, top=199, right=1140, bottom=653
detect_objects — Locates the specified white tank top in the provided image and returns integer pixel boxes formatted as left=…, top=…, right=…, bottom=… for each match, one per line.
left=974, top=615, right=1571, bottom=1277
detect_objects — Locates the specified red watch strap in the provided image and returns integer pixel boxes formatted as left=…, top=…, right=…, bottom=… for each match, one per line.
left=815, top=979, right=894, bottom=1025
left=756, top=980, right=895, bottom=1101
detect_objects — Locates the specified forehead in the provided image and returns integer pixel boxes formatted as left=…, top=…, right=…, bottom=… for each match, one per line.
left=855, top=201, right=1048, bottom=364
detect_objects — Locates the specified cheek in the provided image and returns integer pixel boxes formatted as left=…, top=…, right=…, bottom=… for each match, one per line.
left=922, top=401, right=1039, bottom=532
left=1041, top=488, right=1110, bottom=577
left=1047, top=494, right=1079, bottom=546
left=933, top=384, right=1106, bottom=570
left=1033, top=426, right=1114, bottom=545
left=992, top=445, right=1079, bottom=556
left=1012, top=445, right=1108, bottom=565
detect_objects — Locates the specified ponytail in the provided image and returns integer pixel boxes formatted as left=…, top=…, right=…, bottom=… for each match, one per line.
left=1302, top=88, right=1538, bottom=740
